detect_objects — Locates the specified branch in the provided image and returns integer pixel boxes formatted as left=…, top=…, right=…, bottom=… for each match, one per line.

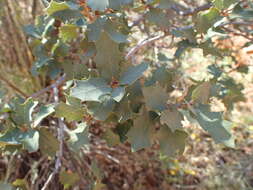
left=0, top=75, right=28, bottom=98
left=41, top=82, right=65, bottom=190
left=125, top=34, right=167, bottom=61
left=30, top=74, right=65, bottom=98
left=171, top=2, right=212, bottom=16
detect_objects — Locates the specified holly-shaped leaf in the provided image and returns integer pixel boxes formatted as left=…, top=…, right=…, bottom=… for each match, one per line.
left=142, top=84, right=168, bottom=111
left=11, top=98, right=38, bottom=127
left=111, top=87, right=125, bottom=102
left=127, top=108, right=154, bottom=151
left=46, top=1, right=69, bottom=16
left=87, top=95, right=115, bottom=121
left=95, top=32, right=121, bottom=80
left=60, top=171, right=80, bottom=189
left=59, top=24, right=79, bottom=41
left=195, top=8, right=220, bottom=33
left=120, top=62, right=149, bottom=85
left=102, top=129, right=121, bottom=147
left=68, top=123, right=89, bottom=152
left=0, top=127, right=39, bottom=153
left=191, top=81, right=212, bottom=104
left=33, top=104, right=55, bottom=127
left=195, top=104, right=234, bottom=147
left=156, top=126, right=188, bottom=156
left=70, top=78, right=112, bottom=102
left=160, top=108, right=184, bottom=132
left=39, top=127, right=59, bottom=157
left=55, top=102, right=84, bottom=122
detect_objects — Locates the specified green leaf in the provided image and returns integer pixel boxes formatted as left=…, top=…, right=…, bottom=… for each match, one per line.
left=60, top=171, right=80, bottom=189
left=109, top=0, right=133, bottom=9
left=213, top=0, right=237, bottom=10
left=46, top=1, right=69, bottom=16
left=195, top=104, right=234, bottom=147
left=11, top=98, right=38, bottom=127
left=39, top=127, right=59, bottom=157
left=0, top=128, right=39, bottom=153
left=127, top=108, right=154, bottom=151
left=120, top=62, right=149, bottom=85
left=33, top=104, right=55, bottom=127
left=195, top=8, right=220, bottom=33
left=68, top=123, right=89, bottom=152
left=111, top=87, right=125, bottom=102
left=95, top=32, right=121, bottom=80
left=192, top=82, right=212, bottom=104
left=146, top=8, right=169, bottom=28
left=160, top=108, right=184, bottom=132
left=142, top=85, right=168, bottom=111
left=62, top=61, right=90, bottom=80
left=87, top=18, right=106, bottom=42
left=70, top=78, right=112, bottom=102
left=156, top=126, right=188, bottom=156
left=87, top=95, right=115, bottom=121
left=87, top=0, right=109, bottom=11
left=104, top=20, right=128, bottom=43
left=102, top=129, right=121, bottom=146
left=114, top=97, right=132, bottom=123
left=59, top=24, right=79, bottom=41
left=55, top=102, right=84, bottom=122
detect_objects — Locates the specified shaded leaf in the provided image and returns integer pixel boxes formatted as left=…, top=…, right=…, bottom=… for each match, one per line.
left=0, top=128, right=39, bottom=153
left=87, top=95, right=115, bottom=121
left=33, top=104, right=55, bottom=127
left=102, top=129, right=121, bottom=146
left=156, top=126, right=188, bottom=156
left=120, top=62, right=149, bottom=85
left=68, top=123, right=89, bottom=152
left=160, top=108, right=184, bottom=132
left=60, top=171, right=80, bottom=189
left=142, top=85, right=168, bottom=111
left=55, top=102, right=83, bottom=122
left=39, top=127, right=59, bottom=157
left=195, top=104, right=234, bottom=147
left=127, top=108, right=154, bottom=151
left=192, top=81, right=212, bottom=104
left=95, top=32, right=121, bottom=80
left=11, top=98, right=38, bottom=127
left=59, top=24, right=79, bottom=41
left=111, top=87, right=125, bottom=102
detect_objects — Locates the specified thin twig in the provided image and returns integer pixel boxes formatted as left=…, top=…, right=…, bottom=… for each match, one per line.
left=30, top=74, right=65, bottom=98
left=41, top=81, right=65, bottom=190
left=182, top=3, right=212, bottom=16
left=0, top=75, right=28, bottom=98
left=125, top=34, right=167, bottom=61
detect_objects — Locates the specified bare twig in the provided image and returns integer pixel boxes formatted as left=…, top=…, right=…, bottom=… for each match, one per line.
left=181, top=3, right=212, bottom=16
left=125, top=34, right=167, bottom=61
left=0, top=75, right=28, bottom=98
left=30, top=74, right=65, bottom=98
left=41, top=80, right=65, bottom=190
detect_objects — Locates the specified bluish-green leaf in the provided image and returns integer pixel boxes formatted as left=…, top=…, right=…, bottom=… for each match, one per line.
left=142, top=85, right=168, bottom=111
left=120, top=62, right=149, bottom=85
left=156, top=126, right=188, bottom=156
left=70, top=78, right=112, bottom=102
left=195, top=104, right=234, bottom=147
left=11, top=98, right=38, bottom=127
left=87, top=95, right=115, bottom=121
left=0, top=128, right=39, bottom=152
left=87, top=0, right=109, bottom=11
